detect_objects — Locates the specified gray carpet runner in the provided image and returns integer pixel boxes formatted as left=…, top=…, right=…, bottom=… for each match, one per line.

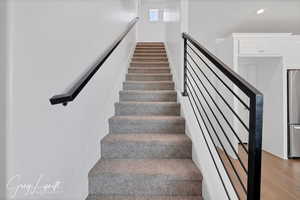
left=87, top=42, right=203, bottom=200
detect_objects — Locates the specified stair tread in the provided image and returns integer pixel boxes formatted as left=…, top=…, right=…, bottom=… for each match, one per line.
left=134, top=53, right=167, bottom=55
left=116, top=102, right=179, bottom=105
left=126, top=74, right=172, bottom=81
left=130, top=63, right=169, bottom=68
left=131, top=61, right=169, bottom=64
left=135, top=49, right=166, bottom=51
left=128, top=69, right=171, bottom=73
left=132, top=56, right=167, bottom=57
left=110, top=116, right=184, bottom=120
left=129, top=67, right=170, bottom=69
left=120, top=90, right=176, bottom=93
left=132, top=57, right=168, bottom=59
left=103, top=133, right=191, bottom=144
left=123, top=81, right=174, bottom=91
left=136, top=46, right=165, bottom=47
left=132, top=60, right=169, bottom=62
left=87, top=195, right=202, bottom=200
left=124, top=81, right=174, bottom=83
left=134, top=49, right=167, bottom=54
left=89, top=159, right=202, bottom=181
left=136, top=46, right=165, bottom=48
left=135, top=49, right=165, bottom=50
left=136, top=47, right=165, bottom=48
left=127, top=73, right=171, bottom=76
left=119, top=91, right=177, bottom=102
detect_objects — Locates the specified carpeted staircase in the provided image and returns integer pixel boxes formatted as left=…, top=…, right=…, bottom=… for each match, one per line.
left=87, top=42, right=203, bottom=200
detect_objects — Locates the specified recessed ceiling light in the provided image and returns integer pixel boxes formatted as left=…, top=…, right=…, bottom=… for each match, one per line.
left=257, top=9, right=265, bottom=15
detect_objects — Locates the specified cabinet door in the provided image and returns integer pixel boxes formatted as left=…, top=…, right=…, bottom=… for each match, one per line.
left=289, top=125, right=300, bottom=157
left=238, top=38, right=281, bottom=56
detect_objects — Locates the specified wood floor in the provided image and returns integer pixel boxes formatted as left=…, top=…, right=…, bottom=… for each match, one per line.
left=218, top=146, right=300, bottom=200
left=260, top=151, right=300, bottom=200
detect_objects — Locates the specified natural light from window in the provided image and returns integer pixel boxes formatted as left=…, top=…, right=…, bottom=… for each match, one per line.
left=149, top=9, right=159, bottom=22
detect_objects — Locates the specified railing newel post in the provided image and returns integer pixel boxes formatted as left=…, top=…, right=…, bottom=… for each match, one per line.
left=247, top=94, right=263, bottom=200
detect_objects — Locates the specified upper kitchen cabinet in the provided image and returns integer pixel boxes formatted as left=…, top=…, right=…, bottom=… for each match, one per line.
left=217, top=33, right=300, bottom=69
left=235, top=33, right=291, bottom=57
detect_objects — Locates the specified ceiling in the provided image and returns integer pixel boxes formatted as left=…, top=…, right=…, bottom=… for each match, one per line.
left=187, top=0, right=300, bottom=38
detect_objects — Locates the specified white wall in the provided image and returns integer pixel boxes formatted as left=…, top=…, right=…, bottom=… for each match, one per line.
left=188, top=0, right=300, bottom=52
left=6, top=0, right=137, bottom=199
left=164, top=0, right=182, bottom=89
left=164, top=0, right=300, bottom=198
left=137, top=0, right=166, bottom=42
left=164, top=1, right=237, bottom=199
left=0, top=0, right=8, bottom=198
left=239, top=57, right=284, bottom=158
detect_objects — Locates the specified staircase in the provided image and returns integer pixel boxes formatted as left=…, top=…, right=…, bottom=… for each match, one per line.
left=87, top=42, right=203, bottom=200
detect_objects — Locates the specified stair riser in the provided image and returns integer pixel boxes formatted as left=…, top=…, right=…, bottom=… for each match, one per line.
left=89, top=176, right=201, bottom=196
left=132, top=58, right=168, bottom=62
left=115, top=103, right=180, bottom=116
left=109, top=119, right=185, bottom=134
left=135, top=50, right=166, bottom=54
left=123, top=82, right=174, bottom=90
left=137, top=42, right=164, bottom=45
left=101, top=141, right=192, bottom=159
left=126, top=74, right=172, bottom=81
left=136, top=44, right=164, bottom=47
left=128, top=68, right=170, bottom=74
left=136, top=46, right=165, bottom=49
left=134, top=54, right=167, bottom=57
left=86, top=195, right=203, bottom=200
left=130, top=63, right=169, bottom=68
left=119, top=92, right=177, bottom=102
left=135, top=47, right=165, bottom=50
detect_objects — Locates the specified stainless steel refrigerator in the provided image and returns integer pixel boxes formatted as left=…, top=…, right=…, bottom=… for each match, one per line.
left=288, top=70, right=300, bottom=158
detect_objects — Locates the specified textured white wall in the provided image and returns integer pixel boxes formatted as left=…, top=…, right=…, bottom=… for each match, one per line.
left=6, top=0, right=137, bottom=199
left=164, top=0, right=182, bottom=89
left=0, top=0, right=7, bottom=199
left=164, top=1, right=237, bottom=199
left=137, top=0, right=166, bottom=42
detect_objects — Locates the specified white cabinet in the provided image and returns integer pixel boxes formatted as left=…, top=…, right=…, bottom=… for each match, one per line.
left=234, top=33, right=292, bottom=57
left=238, top=38, right=281, bottom=56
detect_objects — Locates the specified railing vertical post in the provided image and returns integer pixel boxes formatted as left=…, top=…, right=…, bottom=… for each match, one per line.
left=182, top=35, right=188, bottom=96
left=247, top=94, right=263, bottom=200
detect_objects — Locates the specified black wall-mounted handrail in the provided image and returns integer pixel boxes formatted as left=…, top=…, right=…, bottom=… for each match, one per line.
left=182, top=32, right=263, bottom=200
left=49, top=17, right=139, bottom=106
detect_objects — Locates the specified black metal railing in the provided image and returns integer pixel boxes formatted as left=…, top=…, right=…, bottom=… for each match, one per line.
left=49, top=17, right=139, bottom=106
left=182, top=33, right=263, bottom=200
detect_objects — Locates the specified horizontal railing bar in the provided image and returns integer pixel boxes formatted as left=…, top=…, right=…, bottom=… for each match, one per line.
left=186, top=43, right=250, bottom=110
left=186, top=63, right=248, bottom=154
left=185, top=89, right=232, bottom=200
left=183, top=32, right=263, bottom=98
left=49, top=17, right=139, bottom=106
left=186, top=54, right=250, bottom=133
left=186, top=74, right=248, bottom=175
left=185, top=86, right=238, bottom=200
left=183, top=33, right=263, bottom=200
left=186, top=82, right=247, bottom=194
